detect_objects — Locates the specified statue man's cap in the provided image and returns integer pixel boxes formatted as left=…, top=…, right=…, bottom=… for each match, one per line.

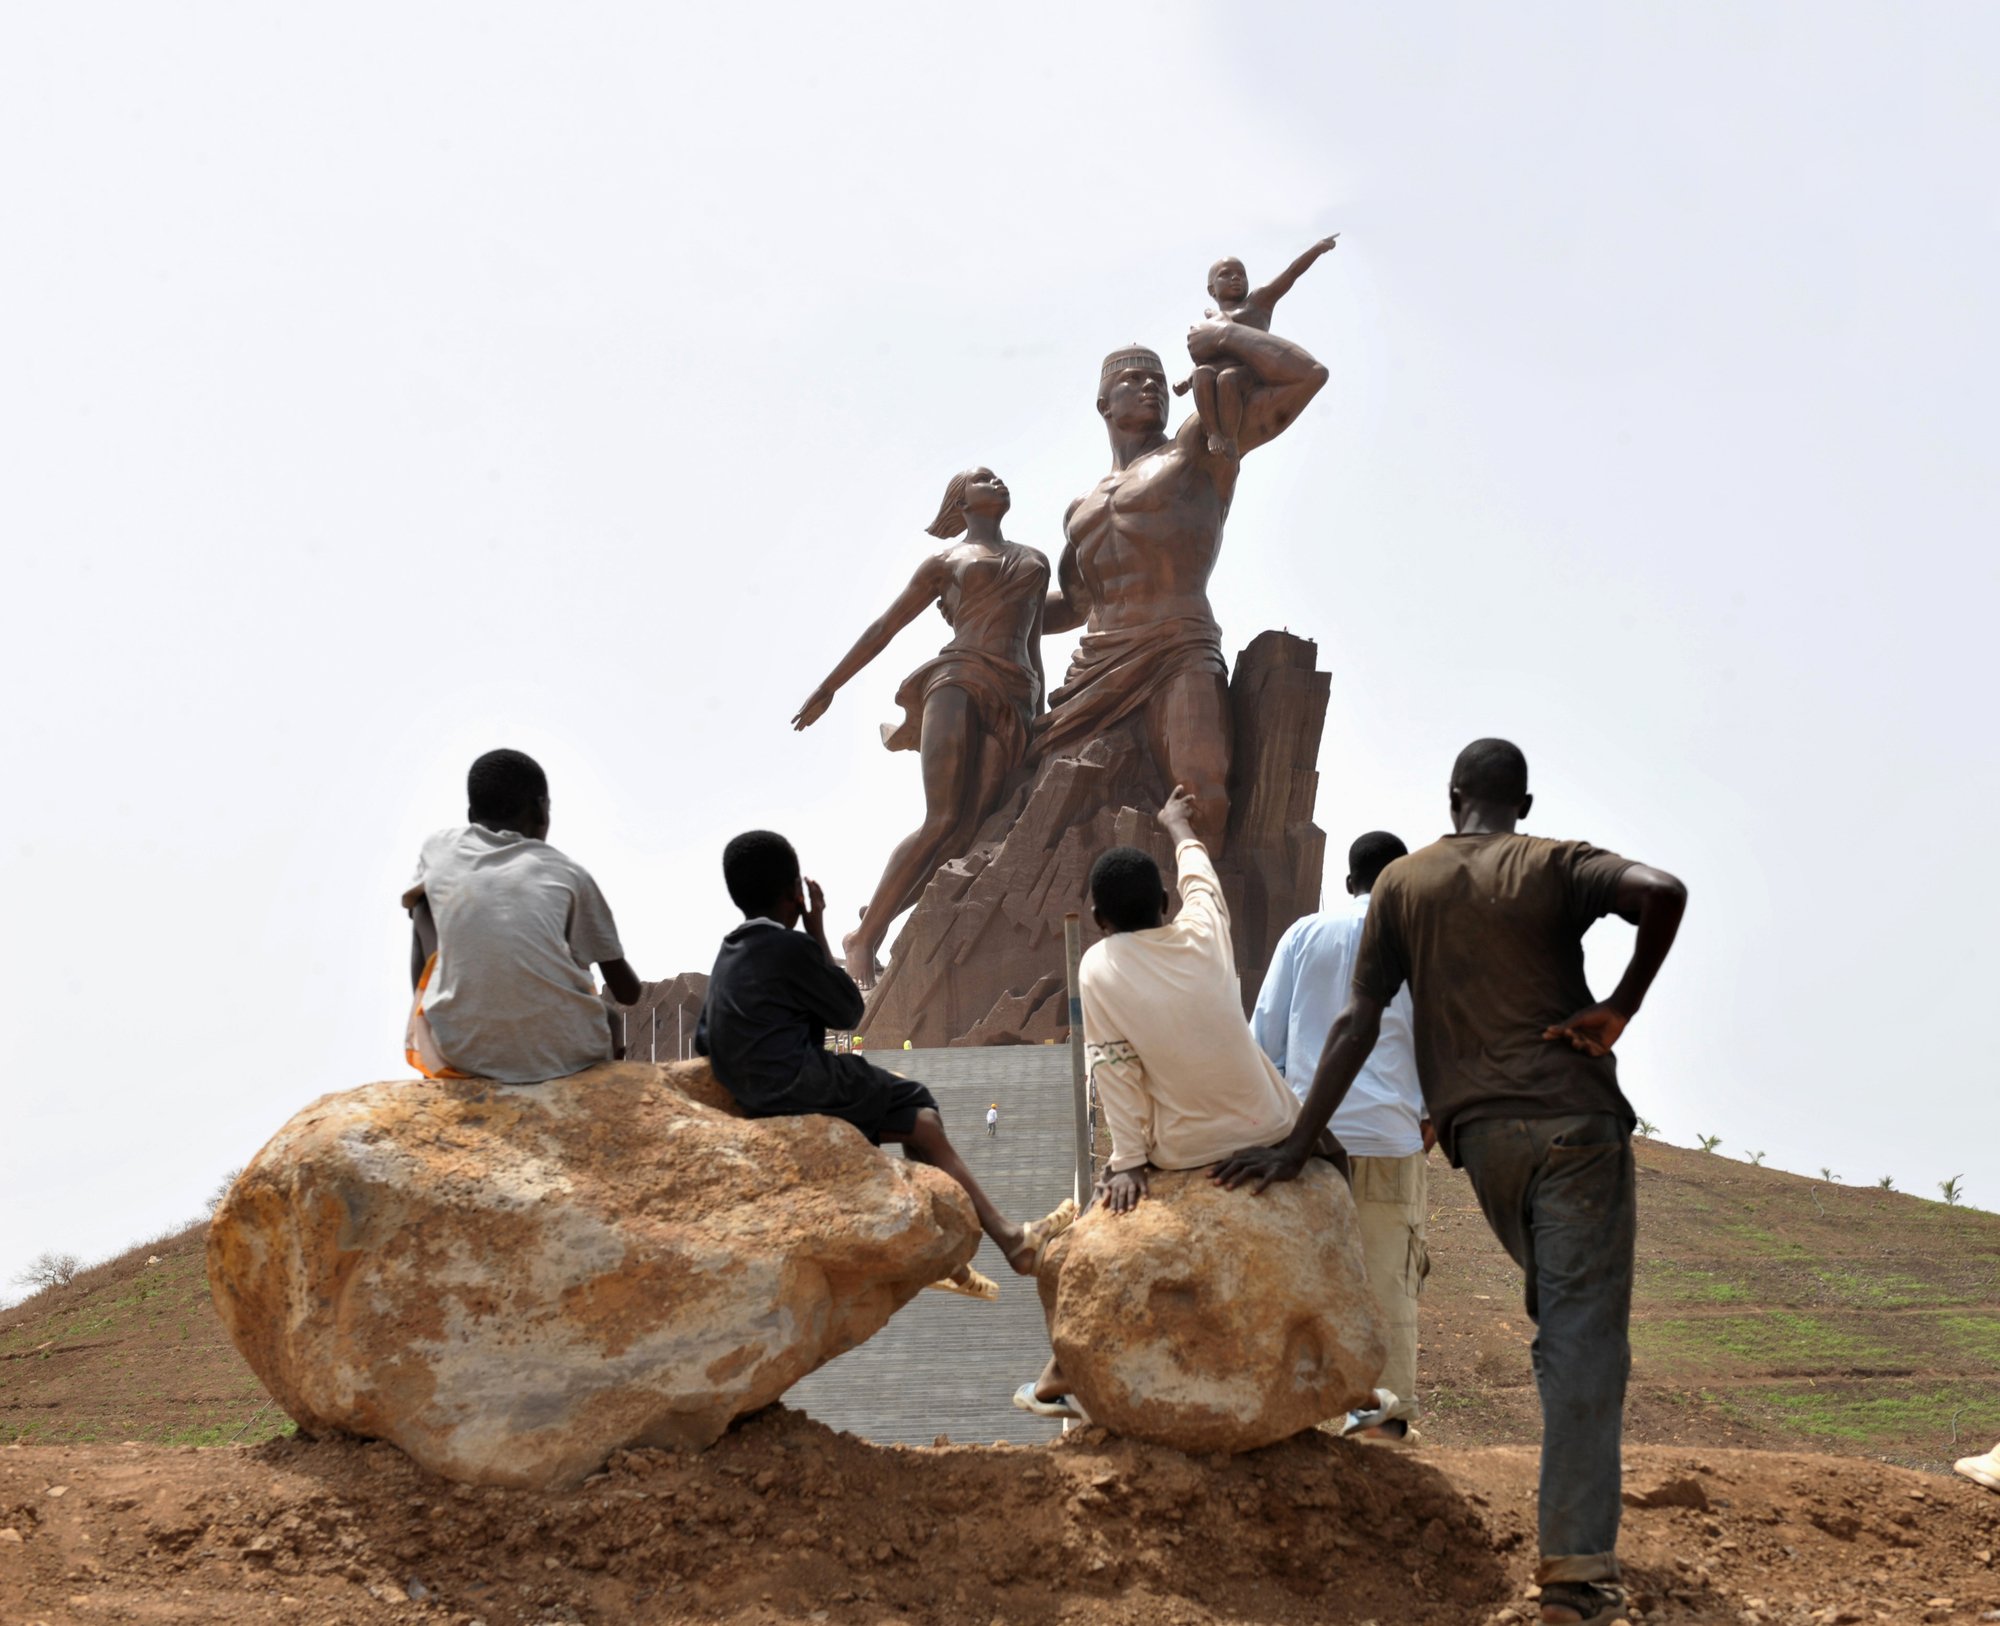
left=1100, top=344, right=1165, bottom=388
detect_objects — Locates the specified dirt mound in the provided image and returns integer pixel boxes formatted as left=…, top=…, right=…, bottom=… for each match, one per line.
left=6, top=1408, right=2000, bottom=1625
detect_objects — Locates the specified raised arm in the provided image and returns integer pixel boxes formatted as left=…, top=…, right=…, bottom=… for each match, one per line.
left=1544, top=864, right=1688, bottom=1058
left=1251, top=233, right=1338, bottom=307
left=793, top=554, right=950, bottom=729
left=1182, top=323, right=1329, bottom=459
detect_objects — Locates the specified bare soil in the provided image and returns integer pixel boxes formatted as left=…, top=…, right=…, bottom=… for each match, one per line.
left=5, top=1405, right=2000, bottom=1625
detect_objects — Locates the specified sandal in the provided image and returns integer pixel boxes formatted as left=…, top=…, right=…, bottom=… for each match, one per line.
left=925, top=1262, right=1000, bottom=1301
left=1012, top=1382, right=1088, bottom=1421
left=1008, top=1198, right=1079, bottom=1274
left=1538, top=1581, right=1626, bottom=1625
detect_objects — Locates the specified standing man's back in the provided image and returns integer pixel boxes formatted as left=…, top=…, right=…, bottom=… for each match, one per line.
left=1217, top=739, right=1686, bottom=1626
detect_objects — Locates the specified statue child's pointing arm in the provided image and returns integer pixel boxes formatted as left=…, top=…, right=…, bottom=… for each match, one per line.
left=1250, top=233, right=1339, bottom=313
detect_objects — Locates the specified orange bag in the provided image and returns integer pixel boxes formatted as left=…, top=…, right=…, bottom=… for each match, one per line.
left=405, top=952, right=471, bottom=1080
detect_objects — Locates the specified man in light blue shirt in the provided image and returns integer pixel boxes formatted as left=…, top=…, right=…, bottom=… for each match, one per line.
left=1252, top=830, right=1431, bottom=1433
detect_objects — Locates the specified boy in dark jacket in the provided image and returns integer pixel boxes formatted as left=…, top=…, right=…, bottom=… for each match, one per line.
left=697, top=830, right=1070, bottom=1284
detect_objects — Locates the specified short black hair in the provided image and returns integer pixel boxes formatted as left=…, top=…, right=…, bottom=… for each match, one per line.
left=466, top=748, right=548, bottom=824
left=1347, top=830, right=1408, bottom=892
left=1089, top=845, right=1165, bottom=932
left=1451, top=737, right=1529, bottom=805
left=723, top=829, right=800, bottom=915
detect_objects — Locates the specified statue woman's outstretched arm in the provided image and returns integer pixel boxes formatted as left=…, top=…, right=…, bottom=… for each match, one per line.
left=792, top=554, right=950, bottom=730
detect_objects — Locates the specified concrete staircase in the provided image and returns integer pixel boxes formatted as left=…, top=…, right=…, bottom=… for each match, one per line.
left=786, top=1044, right=1077, bottom=1445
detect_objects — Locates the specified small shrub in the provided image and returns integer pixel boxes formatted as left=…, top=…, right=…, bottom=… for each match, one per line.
left=1820, top=1167, right=1838, bottom=1182
left=1698, top=1134, right=1722, bottom=1154
left=13, top=1251, right=83, bottom=1292
left=1747, top=1150, right=1767, bottom=1167
left=1877, top=1175, right=1896, bottom=1192
left=1940, top=1175, right=1965, bottom=1206
left=207, top=1168, right=244, bottom=1217
left=1636, top=1118, right=1660, bottom=1136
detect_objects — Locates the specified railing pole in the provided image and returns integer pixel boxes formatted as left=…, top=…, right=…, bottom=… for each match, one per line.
left=1064, top=912, right=1089, bottom=1210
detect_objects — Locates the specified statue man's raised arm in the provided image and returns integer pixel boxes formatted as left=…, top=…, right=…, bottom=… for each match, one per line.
left=1181, top=323, right=1328, bottom=460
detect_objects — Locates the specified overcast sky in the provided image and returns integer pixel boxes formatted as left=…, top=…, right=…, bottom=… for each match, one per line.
left=4, top=3, right=1996, bottom=1299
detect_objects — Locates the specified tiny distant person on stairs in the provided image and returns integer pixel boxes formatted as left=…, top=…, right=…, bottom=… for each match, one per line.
left=402, top=748, right=645, bottom=1084
left=694, top=829, right=1074, bottom=1300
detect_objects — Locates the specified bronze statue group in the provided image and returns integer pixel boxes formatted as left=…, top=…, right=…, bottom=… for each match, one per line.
left=401, top=243, right=1690, bottom=1626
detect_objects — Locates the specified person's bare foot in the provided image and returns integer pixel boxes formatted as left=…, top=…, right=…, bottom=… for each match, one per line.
left=1206, top=432, right=1240, bottom=459
left=840, top=926, right=881, bottom=988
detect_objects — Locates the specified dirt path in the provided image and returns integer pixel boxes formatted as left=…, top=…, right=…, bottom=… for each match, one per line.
left=5, top=1407, right=2000, bottom=1625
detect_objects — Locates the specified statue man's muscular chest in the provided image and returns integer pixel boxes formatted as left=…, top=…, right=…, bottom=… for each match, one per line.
left=1067, top=448, right=1227, bottom=605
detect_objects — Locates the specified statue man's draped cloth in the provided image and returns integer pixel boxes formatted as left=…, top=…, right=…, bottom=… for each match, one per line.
left=882, top=544, right=1049, bottom=772
left=1032, top=615, right=1229, bottom=762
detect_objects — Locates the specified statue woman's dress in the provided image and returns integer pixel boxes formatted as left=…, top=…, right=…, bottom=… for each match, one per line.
left=879, top=542, right=1050, bottom=770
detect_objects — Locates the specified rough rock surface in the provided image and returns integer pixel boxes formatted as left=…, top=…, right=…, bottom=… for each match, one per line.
left=206, top=1060, right=979, bottom=1490
left=859, top=630, right=1329, bottom=1047
left=1038, top=1163, right=1384, bottom=1452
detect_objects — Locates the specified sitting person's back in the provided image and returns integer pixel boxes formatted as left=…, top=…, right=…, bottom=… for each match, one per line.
left=403, top=748, right=642, bottom=1085
left=1081, top=786, right=1298, bottom=1196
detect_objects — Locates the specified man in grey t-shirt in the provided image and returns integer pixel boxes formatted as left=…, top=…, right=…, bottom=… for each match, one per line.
left=403, top=749, right=643, bottom=1084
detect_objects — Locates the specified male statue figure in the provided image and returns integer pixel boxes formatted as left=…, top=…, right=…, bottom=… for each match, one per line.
left=1037, top=320, right=1328, bottom=851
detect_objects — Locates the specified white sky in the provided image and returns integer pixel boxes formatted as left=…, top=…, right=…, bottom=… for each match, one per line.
left=4, top=4, right=1996, bottom=1299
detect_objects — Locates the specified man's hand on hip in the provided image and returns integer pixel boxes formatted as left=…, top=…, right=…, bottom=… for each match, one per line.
left=1543, top=1001, right=1628, bottom=1059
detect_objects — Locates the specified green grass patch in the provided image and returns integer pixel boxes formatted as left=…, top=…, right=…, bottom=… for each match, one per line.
left=1632, top=1310, right=1897, bottom=1372
left=1936, top=1313, right=2000, bottom=1365
left=1752, top=1382, right=1995, bottom=1447
left=1639, top=1264, right=1750, bottom=1305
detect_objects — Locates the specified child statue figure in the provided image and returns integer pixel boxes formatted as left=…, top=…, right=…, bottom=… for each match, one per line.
left=792, top=469, right=1050, bottom=987
left=1175, top=234, right=1338, bottom=458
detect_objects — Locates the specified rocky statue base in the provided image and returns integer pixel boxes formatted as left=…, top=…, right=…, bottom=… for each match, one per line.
left=206, top=1061, right=978, bottom=1491
left=1038, top=1162, right=1384, bottom=1453
left=859, top=630, right=1329, bottom=1047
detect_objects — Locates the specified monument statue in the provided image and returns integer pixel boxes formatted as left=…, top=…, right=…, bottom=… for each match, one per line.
left=1036, top=297, right=1330, bottom=852
left=815, top=238, right=1339, bottom=1046
left=792, top=468, right=1050, bottom=986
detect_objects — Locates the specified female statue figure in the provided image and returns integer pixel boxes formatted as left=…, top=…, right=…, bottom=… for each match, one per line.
left=793, top=468, right=1050, bottom=986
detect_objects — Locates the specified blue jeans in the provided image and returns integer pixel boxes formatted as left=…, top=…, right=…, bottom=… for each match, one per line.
left=1455, top=1112, right=1635, bottom=1586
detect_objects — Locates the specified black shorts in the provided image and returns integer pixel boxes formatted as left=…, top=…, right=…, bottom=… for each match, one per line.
left=754, top=1052, right=939, bottom=1146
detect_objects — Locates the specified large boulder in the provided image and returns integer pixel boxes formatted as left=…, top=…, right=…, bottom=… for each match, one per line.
left=1038, top=1163, right=1384, bottom=1452
left=207, top=1060, right=979, bottom=1490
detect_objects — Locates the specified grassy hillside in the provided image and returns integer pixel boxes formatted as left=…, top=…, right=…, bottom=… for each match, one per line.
left=6, top=1136, right=1997, bottom=1467
left=0, top=1221, right=288, bottom=1447
left=1417, top=1136, right=2000, bottom=1469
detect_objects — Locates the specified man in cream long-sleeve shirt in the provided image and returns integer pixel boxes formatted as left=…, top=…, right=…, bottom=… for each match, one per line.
left=1081, top=791, right=1299, bottom=1209
left=1017, top=783, right=1303, bottom=1418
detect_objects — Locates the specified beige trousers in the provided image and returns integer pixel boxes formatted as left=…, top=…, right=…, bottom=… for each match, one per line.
left=1350, top=1150, right=1430, bottom=1419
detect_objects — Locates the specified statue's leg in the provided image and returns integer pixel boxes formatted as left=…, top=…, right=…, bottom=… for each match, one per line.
left=1191, top=365, right=1229, bottom=456
left=1215, top=365, right=1250, bottom=451
left=1145, top=668, right=1232, bottom=854
left=843, top=684, right=977, bottom=983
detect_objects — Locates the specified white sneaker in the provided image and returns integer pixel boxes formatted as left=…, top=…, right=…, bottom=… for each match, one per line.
left=1340, top=1389, right=1404, bottom=1437
left=1955, top=1444, right=2000, bottom=1491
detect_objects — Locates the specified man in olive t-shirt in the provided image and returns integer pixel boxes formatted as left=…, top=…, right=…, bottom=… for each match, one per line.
left=1214, top=739, right=1686, bottom=1626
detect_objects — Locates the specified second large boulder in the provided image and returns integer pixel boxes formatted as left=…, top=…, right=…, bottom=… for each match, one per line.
left=1039, top=1162, right=1385, bottom=1452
